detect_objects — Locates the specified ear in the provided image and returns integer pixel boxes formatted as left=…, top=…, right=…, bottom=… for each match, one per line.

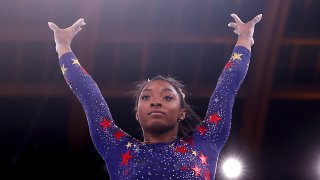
left=135, top=111, right=140, bottom=122
left=179, top=109, right=187, bottom=120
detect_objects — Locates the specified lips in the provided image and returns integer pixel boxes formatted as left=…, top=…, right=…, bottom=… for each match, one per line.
left=148, top=110, right=166, bottom=115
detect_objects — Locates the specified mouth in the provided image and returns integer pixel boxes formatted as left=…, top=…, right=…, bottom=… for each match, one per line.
left=148, top=110, right=166, bottom=115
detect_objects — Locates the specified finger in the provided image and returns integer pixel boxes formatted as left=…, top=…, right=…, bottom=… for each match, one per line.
left=250, top=14, right=262, bottom=25
left=228, top=22, right=237, bottom=29
left=231, top=13, right=243, bottom=24
left=48, top=22, right=60, bottom=31
left=75, top=27, right=82, bottom=34
left=72, top=18, right=86, bottom=28
left=72, top=18, right=86, bottom=32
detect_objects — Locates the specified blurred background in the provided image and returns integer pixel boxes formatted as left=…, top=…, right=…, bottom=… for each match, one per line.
left=0, top=0, right=320, bottom=179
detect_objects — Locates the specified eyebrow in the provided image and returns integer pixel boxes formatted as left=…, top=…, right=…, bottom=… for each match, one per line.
left=142, top=88, right=174, bottom=93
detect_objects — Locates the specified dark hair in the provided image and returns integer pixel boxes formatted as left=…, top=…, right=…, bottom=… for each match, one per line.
left=131, top=75, right=202, bottom=139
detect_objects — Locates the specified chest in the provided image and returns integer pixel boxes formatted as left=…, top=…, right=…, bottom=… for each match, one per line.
left=110, top=144, right=217, bottom=179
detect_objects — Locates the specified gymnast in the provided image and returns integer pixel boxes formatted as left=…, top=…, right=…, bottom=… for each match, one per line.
left=48, top=13, right=262, bottom=179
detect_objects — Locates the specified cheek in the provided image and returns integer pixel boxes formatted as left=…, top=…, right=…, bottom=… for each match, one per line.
left=136, top=102, right=147, bottom=117
left=168, top=103, right=183, bottom=117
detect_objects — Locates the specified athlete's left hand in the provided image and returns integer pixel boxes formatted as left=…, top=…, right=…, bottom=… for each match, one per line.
left=228, top=13, right=262, bottom=46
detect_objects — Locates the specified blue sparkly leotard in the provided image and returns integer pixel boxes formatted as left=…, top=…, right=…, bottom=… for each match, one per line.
left=59, top=46, right=251, bottom=179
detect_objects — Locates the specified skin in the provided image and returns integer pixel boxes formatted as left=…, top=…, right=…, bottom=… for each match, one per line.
left=136, top=80, right=186, bottom=144
left=48, top=13, right=262, bottom=144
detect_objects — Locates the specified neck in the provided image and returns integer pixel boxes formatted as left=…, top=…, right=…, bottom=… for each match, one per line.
left=143, top=130, right=178, bottom=144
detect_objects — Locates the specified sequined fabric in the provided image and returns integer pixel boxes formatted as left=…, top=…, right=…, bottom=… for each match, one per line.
left=58, top=46, right=251, bottom=179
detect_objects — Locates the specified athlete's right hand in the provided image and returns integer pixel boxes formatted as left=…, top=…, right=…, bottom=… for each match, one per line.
left=48, top=18, right=86, bottom=55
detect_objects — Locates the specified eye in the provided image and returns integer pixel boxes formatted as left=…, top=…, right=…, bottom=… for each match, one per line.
left=163, top=96, right=173, bottom=101
left=140, top=95, right=150, bottom=101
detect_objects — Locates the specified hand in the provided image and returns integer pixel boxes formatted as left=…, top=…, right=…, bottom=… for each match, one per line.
left=48, top=18, right=86, bottom=57
left=228, top=14, right=262, bottom=48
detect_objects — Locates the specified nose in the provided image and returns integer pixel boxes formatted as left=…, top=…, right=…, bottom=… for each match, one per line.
left=150, top=102, right=162, bottom=108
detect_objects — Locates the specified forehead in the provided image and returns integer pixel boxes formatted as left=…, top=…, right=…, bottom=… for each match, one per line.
left=142, top=80, right=178, bottom=93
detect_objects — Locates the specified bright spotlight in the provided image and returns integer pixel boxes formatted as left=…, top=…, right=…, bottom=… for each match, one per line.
left=222, top=158, right=242, bottom=178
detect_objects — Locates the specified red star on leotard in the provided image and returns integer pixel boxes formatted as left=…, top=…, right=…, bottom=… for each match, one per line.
left=64, top=77, right=70, bottom=84
left=204, top=170, right=211, bottom=180
left=192, top=164, right=202, bottom=177
left=197, top=125, right=208, bottom=136
left=209, top=113, right=222, bottom=125
left=199, top=153, right=208, bottom=165
left=224, top=61, right=233, bottom=70
left=121, top=150, right=133, bottom=166
left=175, top=146, right=187, bottom=154
left=184, top=136, right=194, bottom=147
left=114, top=131, right=124, bottom=141
left=80, top=67, right=89, bottom=76
left=180, top=165, right=188, bottom=171
left=100, top=117, right=111, bottom=130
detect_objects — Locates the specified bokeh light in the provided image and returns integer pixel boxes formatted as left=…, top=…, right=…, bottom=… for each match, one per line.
left=222, top=158, right=242, bottom=178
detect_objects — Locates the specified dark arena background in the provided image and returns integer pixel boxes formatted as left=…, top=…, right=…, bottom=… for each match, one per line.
left=1, top=0, right=320, bottom=179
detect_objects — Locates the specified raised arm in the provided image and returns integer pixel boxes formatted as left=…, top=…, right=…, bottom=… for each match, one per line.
left=194, top=14, right=262, bottom=151
left=48, top=19, right=133, bottom=159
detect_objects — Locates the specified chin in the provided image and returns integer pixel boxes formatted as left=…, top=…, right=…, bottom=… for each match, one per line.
left=144, top=122, right=175, bottom=135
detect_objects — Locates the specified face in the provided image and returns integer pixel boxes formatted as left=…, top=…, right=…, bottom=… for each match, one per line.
left=136, top=80, right=186, bottom=135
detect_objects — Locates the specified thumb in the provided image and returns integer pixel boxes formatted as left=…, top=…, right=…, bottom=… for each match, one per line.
left=250, top=14, right=262, bottom=25
left=48, top=22, right=60, bottom=31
